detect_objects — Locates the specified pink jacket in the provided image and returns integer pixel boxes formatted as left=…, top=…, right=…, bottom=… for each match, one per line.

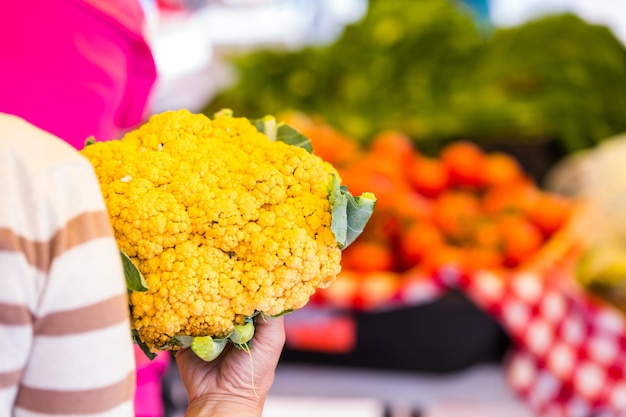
left=135, top=348, right=171, bottom=417
left=0, top=1, right=168, bottom=416
left=0, top=0, right=157, bottom=147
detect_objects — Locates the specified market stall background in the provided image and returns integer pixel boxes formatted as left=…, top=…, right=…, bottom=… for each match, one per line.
left=143, top=1, right=626, bottom=416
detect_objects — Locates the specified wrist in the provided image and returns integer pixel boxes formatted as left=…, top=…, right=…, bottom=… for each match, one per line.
left=185, top=393, right=266, bottom=417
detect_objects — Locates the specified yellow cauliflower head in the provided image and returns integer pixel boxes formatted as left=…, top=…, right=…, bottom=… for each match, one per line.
left=81, top=109, right=348, bottom=353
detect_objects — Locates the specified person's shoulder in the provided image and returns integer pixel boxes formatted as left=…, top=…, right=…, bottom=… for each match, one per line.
left=0, top=113, right=90, bottom=172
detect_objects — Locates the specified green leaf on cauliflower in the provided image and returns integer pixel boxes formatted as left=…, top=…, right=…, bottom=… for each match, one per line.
left=328, top=174, right=376, bottom=249
left=84, top=137, right=96, bottom=147
left=132, top=329, right=156, bottom=360
left=169, top=336, right=195, bottom=349
left=229, top=321, right=255, bottom=348
left=253, top=115, right=313, bottom=153
left=121, top=250, right=148, bottom=292
left=345, top=191, right=377, bottom=248
left=191, top=336, right=229, bottom=361
left=328, top=175, right=348, bottom=247
left=163, top=317, right=257, bottom=361
left=276, top=123, right=313, bottom=152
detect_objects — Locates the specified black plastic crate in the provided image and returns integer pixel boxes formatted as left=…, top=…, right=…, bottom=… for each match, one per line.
left=280, top=290, right=511, bottom=373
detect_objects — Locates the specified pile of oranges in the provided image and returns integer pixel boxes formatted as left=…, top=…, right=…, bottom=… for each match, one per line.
left=283, top=112, right=576, bottom=310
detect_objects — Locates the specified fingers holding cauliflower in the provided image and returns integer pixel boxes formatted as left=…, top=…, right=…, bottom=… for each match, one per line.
left=80, top=109, right=375, bottom=360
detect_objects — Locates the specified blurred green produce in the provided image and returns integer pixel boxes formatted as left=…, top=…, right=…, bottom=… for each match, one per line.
left=468, top=14, right=626, bottom=152
left=204, top=0, right=626, bottom=156
left=576, top=241, right=626, bottom=314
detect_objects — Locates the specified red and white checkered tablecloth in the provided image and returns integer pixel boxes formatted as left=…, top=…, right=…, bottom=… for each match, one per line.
left=435, top=263, right=626, bottom=417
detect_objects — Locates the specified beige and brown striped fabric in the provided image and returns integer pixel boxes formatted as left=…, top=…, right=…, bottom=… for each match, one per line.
left=0, top=113, right=136, bottom=416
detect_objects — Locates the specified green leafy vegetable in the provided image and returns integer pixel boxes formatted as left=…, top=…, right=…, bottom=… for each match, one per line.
left=206, top=1, right=626, bottom=157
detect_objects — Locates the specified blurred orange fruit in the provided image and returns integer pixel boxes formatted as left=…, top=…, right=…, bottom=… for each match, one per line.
left=387, top=191, right=433, bottom=223
left=339, top=162, right=399, bottom=203
left=398, top=220, right=445, bottom=268
left=481, top=152, right=526, bottom=188
left=498, top=216, right=544, bottom=267
left=431, top=190, right=481, bottom=242
left=354, top=271, right=401, bottom=310
left=464, top=246, right=505, bottom=272
left=471, top=219, right=504, bottom=249
left=482, top=180, right=540, bottom=215
left=318, top=270, right=362, bottom=309
left=341, top=240, right=396, bottom=272
left=369, top=130, right=416, bottom=168
left=420, top=244, right=468, bottom=275
left=527, top=193, right=574, bottom=236
left=408, top=155, right=450, bottom=198
left=440, top=141, right=486, bottom=187
left=279, top=111, right=363, bottom=167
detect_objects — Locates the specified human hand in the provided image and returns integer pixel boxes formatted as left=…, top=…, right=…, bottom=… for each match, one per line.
left=176, top=315, right=286, bottom=417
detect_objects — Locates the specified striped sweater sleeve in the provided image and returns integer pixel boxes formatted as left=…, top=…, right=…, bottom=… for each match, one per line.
left=0, top=114, right=136, bottom=417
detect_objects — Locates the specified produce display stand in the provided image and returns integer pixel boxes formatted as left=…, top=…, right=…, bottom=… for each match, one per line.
left=440, top=257, right=626, bottom=416
left=282, top=288, right=510, bottom=373
left=282, top=207, right=626, bottom=417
